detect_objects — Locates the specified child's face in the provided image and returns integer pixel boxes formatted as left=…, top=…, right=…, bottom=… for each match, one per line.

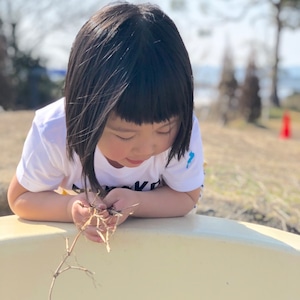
left=98, top=112, right=179, bottom=168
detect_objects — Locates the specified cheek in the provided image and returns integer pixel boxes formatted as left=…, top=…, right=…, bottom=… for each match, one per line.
left=155, top=136, right=175, bottom=154
left=98, top=136, right=129, bottom=159
left=109, top=145, right=128, bottom=159
left=164, top=130, right=178, bottom=149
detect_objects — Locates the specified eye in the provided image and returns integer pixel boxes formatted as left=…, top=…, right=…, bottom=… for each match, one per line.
left=157, top=125, right=175, bottom=135
left=116, top=135, right=134, bottom=141
left=157, top=130, right=171, bottom=135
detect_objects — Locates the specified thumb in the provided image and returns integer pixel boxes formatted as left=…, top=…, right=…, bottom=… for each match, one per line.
left=102, top=189, right=120, bottom=209
left=92, top=198, right=107, bottom=211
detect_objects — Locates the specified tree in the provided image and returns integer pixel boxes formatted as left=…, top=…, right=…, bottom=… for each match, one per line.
left=12, top=53, right=58, bottom=109
left=0, top=0, right=103, bottom=109
left=0, top=19, right=14, bottom=109
left=268, top=0, right=300, bottom=107
left=212, top=0, right=300, bottom=107
left=239, top=53, right=262, bottom=123
left=217, top=45, right=239, bottom=125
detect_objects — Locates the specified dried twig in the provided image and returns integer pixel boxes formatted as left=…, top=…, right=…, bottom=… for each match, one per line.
left=48, top=198, right=139, bottom=300
left=48, top=214, right=101, bottom=300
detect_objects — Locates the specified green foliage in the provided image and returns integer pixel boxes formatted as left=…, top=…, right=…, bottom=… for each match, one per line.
left=239, top=54, right=262, bottom=123
left=0, top=9, right=63, bottom=110
left=12, top=52, right=60, bottom=109
left=280, top=0, right=300, bottom=28
left=216, top=46, right=239, bottom=125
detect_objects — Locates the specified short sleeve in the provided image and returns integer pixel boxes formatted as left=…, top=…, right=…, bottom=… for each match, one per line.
left=16, top=115, right=66, bottom=192
left=162, top=116, right=205, bottom=192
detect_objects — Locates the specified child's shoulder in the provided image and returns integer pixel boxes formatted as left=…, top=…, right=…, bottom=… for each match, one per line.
left=35, top=98, right=65, bottom=122
left=33, top=98, right=66, bottom=142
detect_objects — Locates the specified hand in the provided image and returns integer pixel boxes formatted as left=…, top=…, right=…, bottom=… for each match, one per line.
left=103, top=188, right=140, bottom=226
left=69, top=192, right=117, bottom=243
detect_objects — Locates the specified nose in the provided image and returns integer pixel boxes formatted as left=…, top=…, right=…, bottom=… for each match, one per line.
left=133, top=138, right=155, bottom=157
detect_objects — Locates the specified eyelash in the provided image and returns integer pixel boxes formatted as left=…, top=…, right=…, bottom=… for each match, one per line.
left=157, top=131, right=171, bottom=135
left=115, top=129, right=172, bottom=140
left=116, top=135, right=134, bottom=141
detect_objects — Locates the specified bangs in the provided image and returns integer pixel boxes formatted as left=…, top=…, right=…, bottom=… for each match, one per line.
left=115, top=60, right=185, bottom=124
left=113, top=17, right=192, bottom=125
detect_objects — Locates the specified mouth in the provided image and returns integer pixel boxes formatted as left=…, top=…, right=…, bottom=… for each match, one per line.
left=126, top=158, right=146, bottom=165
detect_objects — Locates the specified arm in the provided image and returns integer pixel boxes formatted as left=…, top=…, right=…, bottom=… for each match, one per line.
left=7, top=175, right=110, bottom=243
left=134, top=186, right=200, bottom=217
left=8, top=175, right=77, bottom=222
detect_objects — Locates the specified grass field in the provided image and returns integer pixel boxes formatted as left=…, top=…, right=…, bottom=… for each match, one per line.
left=1, top=108, right=299, bottom=233
left=197, top=108, right=300, bottom=233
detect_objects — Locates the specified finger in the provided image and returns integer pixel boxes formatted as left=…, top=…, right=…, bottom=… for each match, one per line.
left=84, top=226, right=105, bottom=243
left=72, top=196, right=90, bottom=208
left=84, top=232, right=104, bottom=243
left=72, top=209, right=90, bottom=229
left=87, top=209, right=111, bottom=226
left=94, top=200, right=107, bottom=211
left=102, top=192, right=118, bottom=210
left=105, top=215, right=118, bottom=227
left=85, top=193, right=107, bottom=210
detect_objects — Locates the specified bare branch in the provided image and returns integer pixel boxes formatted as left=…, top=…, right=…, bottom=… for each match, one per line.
left=48, top=199, right=139, bottom=300
left=209, top=0, right=263, bottom=23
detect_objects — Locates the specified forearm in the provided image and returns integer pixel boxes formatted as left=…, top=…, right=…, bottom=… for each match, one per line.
left=132, top=186, right=199, bottom=218
left=10, top=191, right=75, bottom=222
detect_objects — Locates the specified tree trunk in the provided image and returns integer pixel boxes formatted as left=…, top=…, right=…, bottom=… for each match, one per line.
left=270, top=1, right=282, bottom=107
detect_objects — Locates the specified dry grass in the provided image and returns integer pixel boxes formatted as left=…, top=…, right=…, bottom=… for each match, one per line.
left=1, top=108, right=299, bottom=233
left=0, top=110, right=34, bottom=215
left=1, top=110, right=34, bottom=183
left=198, top=109, right=300, bottom=233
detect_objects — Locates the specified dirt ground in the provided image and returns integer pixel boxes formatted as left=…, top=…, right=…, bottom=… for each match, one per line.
left=1, top=109, right=300, bottom=234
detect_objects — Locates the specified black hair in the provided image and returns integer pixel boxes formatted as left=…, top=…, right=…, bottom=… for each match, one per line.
left=64, top=2, right=194, bottom=196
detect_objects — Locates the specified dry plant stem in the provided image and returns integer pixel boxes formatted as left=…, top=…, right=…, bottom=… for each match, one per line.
left=48, top=217, right=92, bottom=300
left=48, top=207, right=118, bottom=300
left=48, top=202, right=139, bottom=300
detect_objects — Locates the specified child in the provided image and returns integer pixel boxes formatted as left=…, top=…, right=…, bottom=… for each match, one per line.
left=8, top=2, right=205, bottom=243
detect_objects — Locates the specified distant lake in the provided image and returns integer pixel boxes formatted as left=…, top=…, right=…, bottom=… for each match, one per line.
left=193, top=65, right=300, bottom=106
left=47, top=65, right=300, bottom=107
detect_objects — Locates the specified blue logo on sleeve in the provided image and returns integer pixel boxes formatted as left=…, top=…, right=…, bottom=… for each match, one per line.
left=186, top=151, right=195, bottom=169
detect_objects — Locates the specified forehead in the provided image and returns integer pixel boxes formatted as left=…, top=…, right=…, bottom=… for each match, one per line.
left=106, top=112, right=178, bottom=130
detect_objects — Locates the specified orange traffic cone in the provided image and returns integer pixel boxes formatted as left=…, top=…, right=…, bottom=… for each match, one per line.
left=280, top=111, right=291, bottom=139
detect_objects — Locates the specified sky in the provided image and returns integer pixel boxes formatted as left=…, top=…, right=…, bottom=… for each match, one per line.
left=37, top=0, right=300, bottom=70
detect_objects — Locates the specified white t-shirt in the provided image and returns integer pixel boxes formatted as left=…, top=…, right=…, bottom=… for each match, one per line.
left=17, top=98, right=205, bottom=194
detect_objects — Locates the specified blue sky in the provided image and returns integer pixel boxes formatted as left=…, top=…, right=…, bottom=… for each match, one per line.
left=40, top=0, right=300, bottom=70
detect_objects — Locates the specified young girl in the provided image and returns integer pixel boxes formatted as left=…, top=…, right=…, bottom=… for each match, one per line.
left=8, top=2, right=205, bottom=243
